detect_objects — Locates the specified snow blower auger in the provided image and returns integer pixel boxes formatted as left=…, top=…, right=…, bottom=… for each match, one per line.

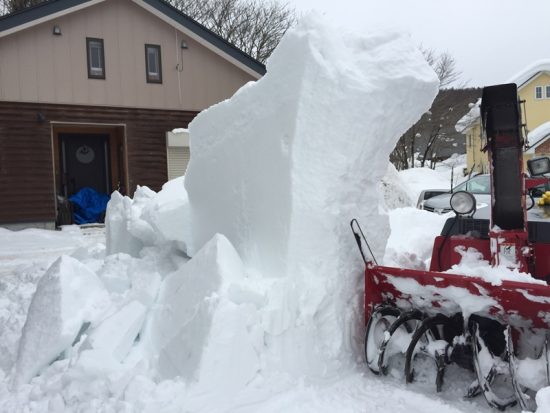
left=352, top=83, right=550, bottom=411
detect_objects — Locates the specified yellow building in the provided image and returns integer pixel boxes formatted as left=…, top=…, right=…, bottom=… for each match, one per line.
left=457, top=60, right=550, bottom=173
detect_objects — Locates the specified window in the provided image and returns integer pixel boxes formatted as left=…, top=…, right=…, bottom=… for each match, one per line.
left=86, top=38, right=105, bottom=79
left=145, top=44, right=162, bottom=83
left=535, top=86, right=543, bottom=99
left=546, top=85, right=550, bottom=99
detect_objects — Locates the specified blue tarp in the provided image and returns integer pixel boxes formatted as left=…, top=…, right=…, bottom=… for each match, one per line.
left=69, top=187, right=110, bottom=225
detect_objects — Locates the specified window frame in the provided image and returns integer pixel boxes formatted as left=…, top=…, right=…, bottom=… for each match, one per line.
left=546, top=85, right=550, bottom=99
left=535, top=85, right=543, bottom=100
left=145, top=44, right=162, bottom=84
left=86, top=37, right=106, bottom=80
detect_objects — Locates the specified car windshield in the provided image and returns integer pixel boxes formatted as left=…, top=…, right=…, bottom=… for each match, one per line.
left=453, top=175, right=490, bottom=194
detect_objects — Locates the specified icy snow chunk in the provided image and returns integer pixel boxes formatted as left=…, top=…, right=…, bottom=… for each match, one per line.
left=14, top=256, right=109, bottom=387
left=141, top=177, right=190, bottom=248
left=105, top=191, right=146, bottom=257
left=105, top=179, right=190, bottom=257
left=144, top=234, right=261, bottom=387
left=184, top=14, right=438, bottom=376
left=85, top=300, right=146, bottom=362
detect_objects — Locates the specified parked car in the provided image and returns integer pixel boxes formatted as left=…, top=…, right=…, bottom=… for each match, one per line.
left=418, top=174, right=490, bottom=214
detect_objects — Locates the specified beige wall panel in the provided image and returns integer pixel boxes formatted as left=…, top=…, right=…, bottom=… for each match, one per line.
left=1, top=36, right=21, bottom=100
left=0, top=0, right=257, bottom=110
left=115, top=2, right=138, bottom=107
left=17, top=31, right=38, bottom=101
left=51, top=18, right=74, bottom=102
left=35, top=27, right=56, bottom=101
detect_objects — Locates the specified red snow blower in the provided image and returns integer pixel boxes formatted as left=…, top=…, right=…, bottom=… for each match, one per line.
left=352, top=83, right=550, bottom=410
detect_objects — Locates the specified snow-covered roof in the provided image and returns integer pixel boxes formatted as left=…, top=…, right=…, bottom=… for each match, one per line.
left=455, top=59, right=550, bottom=133
left=505, top=59, right=550, bottom=88
left=526, top=121, right=550, bottom=154
left=455, top=99, right=480, bottom=133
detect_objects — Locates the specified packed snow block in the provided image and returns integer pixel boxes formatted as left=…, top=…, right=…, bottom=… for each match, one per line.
left=105, top=191, right=147, bottom=257
left=105, top=179, right=191, bottom=257
left=13, top=256, right=109, bottom=387
left=184, top=15, right=439, bottom=376
left=185, top=14, right=439, bottom=272
left=141, top=177, right=191, bottom=250
left=144, top=234, right=260, bottom=387
left=85, top=300, right=146, bottom=362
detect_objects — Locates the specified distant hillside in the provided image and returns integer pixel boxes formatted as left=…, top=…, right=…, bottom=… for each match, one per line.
left=392, top=87, right=481, bottom=169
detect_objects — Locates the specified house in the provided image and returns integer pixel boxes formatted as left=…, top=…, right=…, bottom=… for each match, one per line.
left=456, top=60, right=550, bottom=173
left=0, top=0, right=265, bottom=229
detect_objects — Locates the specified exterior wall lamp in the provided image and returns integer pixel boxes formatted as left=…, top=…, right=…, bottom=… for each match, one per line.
left=180, top=40, right=188, bottom=49
left=52, top=25, right=62, bottom=35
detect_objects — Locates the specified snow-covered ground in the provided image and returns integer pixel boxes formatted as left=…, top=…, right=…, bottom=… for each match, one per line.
left=0, top=15, right=543, bottom=413
left=0, top=192, right=499, bottom=413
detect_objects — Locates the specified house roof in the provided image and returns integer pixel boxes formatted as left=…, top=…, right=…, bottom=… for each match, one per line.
left=505, top=59, right=550, bottom=89
left=455, top=59, right=550, bottom=133
left=526, top=121, right=550, bottom=154
left=0, top=0, right=266, bottom=78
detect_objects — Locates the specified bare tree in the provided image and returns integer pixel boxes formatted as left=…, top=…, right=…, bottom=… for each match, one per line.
left=1, top=0, right=46, bottom=14
left=390, top=48, right=465, bottom=170
left=419, top=46, right=462, bottom=89
left=169, top=0, right=296, bottom=63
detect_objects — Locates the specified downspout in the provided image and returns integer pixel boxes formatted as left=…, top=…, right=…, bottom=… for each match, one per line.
left=175, top=29, right=183, bottom=109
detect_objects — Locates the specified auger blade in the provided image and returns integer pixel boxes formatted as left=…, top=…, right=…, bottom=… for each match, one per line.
left=506, top=326, right=533, bottom=411
left=364, top=305, right=401, bottom=375
left=471, top=322, right=516, bottom=410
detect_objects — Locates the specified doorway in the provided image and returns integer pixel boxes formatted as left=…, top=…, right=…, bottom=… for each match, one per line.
left=59, top=133, right=111, bottom=196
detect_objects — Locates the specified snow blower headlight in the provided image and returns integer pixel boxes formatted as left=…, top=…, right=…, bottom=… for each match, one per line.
left=450, top=191, right=476, bottom=216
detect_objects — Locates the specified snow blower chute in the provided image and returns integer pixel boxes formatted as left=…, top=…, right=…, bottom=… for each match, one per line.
left=352, top=83, right=550, bottom=410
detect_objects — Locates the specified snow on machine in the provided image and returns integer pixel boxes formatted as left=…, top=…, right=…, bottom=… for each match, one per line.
left=352, top=83, right=550, bottom=410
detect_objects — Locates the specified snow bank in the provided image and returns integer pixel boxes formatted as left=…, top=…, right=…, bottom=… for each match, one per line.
left=381, top=163, right=415, bottom=209
left=13, top=256, right=109, bottom=387
left=384, top=207, right=449, bottom=269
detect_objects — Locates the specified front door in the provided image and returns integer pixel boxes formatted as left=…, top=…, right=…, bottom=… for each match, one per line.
left=59, top=133, right=110, bottom=196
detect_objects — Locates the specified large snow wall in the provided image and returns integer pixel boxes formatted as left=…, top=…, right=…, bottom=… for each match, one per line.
left=184, top=14, right=439, bottom=377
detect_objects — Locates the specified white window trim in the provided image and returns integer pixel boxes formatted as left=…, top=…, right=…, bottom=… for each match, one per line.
left=535, top=86, right=543, bottom=100
left=545, top=85, right=550, bottom=99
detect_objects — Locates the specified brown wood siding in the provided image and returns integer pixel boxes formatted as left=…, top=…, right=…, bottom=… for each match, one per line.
left=0, top=101, right=197, bottom=224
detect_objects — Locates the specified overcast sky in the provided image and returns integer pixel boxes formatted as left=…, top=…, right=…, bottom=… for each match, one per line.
left=288, top=0, right=550, bottom=88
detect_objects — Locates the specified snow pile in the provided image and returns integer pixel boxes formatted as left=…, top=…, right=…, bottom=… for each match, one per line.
left=184, top=13, right=438, bottom=377
left=3, top=14, right=443, bottom=410
left=397, top=154, right=467, bottom=204
left=381, top=163, right=415, bottom=209
left=446, top=246, right=545, bottom=286
left=384, top=207, right=449, bottom=269
left=13, top=256, right=109, bottom=387
left=143, top=234, right=262, bottom=389
left=106, top=177, right=190, bottom=257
